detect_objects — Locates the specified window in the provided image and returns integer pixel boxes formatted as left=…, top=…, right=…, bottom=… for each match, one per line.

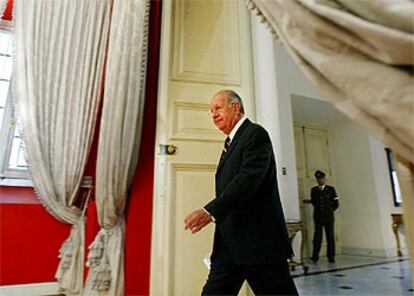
left=385, top=148, right=402, bottom=207
left=0, top=23, right=30, bottom=184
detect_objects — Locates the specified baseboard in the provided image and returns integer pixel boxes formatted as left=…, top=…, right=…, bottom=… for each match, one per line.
left=0, top=282, right=59, bottom=296
left=341, top=246, right=408, bottom=258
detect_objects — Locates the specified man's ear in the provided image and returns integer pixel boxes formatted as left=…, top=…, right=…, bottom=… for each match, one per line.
left=233, top=103, right=241, bottom=115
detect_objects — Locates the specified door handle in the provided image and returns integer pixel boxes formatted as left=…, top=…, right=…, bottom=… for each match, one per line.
left=159, top=144, right=177, bottom=155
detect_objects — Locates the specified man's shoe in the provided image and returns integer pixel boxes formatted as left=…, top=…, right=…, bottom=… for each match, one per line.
left=328, top=258, right=335, bottom=263
left=311, top=257, right=319, bottom=263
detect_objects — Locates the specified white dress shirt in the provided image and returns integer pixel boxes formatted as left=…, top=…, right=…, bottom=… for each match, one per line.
left=228, top=116, right=247, bottom=143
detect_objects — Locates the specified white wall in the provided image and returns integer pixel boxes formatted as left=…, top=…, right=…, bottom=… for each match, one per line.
left=251, top=16, right=301, bottom=219
left=328, top=120, right=384, bottom=255
left=328, top=120, right=405, bottom=257
left=369, top=135, right=405, bottom=255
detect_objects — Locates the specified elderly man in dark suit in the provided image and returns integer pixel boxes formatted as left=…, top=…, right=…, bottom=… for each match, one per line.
left=184, top=90, right=298, bottom=295
left=310, top=170, right=339, bottom=263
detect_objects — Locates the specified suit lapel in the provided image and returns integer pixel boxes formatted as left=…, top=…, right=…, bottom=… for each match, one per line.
left=217, top=119, right=251, bottom=172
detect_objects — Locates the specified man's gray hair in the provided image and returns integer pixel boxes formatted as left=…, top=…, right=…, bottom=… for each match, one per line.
left=215, top=89, right=245, bottom=114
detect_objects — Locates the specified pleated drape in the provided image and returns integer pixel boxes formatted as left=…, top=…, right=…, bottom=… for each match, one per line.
left=84, top=1, right=150, bottom=295
left=13, top=0, right=111, bottom=293
left=247, top=0, right=414, bottom=162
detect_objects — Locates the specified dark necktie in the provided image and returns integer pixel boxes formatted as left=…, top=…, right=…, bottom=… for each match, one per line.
left=223, top=137, right=231, bottom=153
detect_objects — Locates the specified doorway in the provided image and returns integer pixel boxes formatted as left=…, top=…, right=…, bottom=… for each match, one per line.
left=290, top=94, right=345, bottom=258
left=294, top=124, right=334, bottom=257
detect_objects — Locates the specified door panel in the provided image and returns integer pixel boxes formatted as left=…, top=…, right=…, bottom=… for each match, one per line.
left=304, top=128, right=331, bottom=179
left=294, top=126, right=311, bottom=256
left=173, top=164, right=216, bottom=295
left=172, top=0, right=241, bottom=85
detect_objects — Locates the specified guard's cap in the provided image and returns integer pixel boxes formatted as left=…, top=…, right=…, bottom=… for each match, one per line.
left=314, top=170, right=326, bottom=179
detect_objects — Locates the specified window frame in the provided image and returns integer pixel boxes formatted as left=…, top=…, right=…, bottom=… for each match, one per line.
left=385, top=148, right=402, bottom=207
left=0, top=20, right=32, bottom=187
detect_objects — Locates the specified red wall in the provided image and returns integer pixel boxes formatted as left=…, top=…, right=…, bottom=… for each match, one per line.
left=0, top=188, right=71, bottom=285
left=2, top=0, right=13, bottom=21
left=0, top=1, right=162, bottom=294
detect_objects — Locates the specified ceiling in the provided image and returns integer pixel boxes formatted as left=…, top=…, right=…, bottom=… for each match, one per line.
left=291, top=94, right=347, bottom=126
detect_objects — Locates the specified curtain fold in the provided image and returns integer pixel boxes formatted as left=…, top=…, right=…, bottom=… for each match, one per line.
left=55, top=216, right=86, bottom=293
left=84, top=0, right=150, bottom=295
left=13, top=0, right=111, bottom=294
left=247, top=0, right=414, bottom=279
left=246, top=0, right=414, bottom=163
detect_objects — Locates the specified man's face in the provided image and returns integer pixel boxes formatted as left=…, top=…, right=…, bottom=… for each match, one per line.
left=210, top=93, right=240, bottom=135
left=317, top=177, right=325, bottom=186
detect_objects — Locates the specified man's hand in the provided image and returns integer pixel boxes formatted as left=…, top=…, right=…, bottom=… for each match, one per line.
left=184, top=209, right=213, bottom=234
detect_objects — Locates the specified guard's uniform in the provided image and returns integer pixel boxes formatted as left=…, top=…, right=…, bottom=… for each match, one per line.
left=310, top=183, right=339, bottom=262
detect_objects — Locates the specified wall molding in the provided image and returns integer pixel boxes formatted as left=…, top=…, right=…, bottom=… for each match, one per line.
left=0, top=282, right=59, bottom=296
left=171, top=101, right=223, bottom=142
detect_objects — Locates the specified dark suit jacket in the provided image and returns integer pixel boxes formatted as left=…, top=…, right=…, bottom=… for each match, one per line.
left=310, top=185, right=339, bottom=224
left=204, top=119, right=292, bottom=265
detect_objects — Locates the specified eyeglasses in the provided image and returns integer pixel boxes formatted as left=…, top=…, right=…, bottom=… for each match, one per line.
left=209, top=103, right=235, bottom=116
left=210, top=105, right=223, bottom=115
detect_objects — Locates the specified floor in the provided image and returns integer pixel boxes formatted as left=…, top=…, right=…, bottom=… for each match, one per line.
left=292, top=255, right=413, bottom=295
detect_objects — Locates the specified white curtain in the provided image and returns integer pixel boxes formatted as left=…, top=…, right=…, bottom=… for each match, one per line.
left=84, top=0, right=150, bottom=295
left=247, top=0, right=414, bottom=280
left=247, top=0, right=414, bottom=163
left=13, top=0, right=111, bottom=294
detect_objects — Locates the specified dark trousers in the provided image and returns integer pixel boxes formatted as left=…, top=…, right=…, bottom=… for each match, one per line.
left=312, top=221, right=335, bottom=260
left=202, top=258, right=298, bottom=295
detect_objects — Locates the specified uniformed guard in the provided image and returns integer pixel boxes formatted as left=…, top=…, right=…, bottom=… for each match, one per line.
left=310, top=170, right=339, bottom=263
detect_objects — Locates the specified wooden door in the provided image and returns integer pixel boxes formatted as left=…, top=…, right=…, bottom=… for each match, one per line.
left=151, top=1, right=255, bottom=295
